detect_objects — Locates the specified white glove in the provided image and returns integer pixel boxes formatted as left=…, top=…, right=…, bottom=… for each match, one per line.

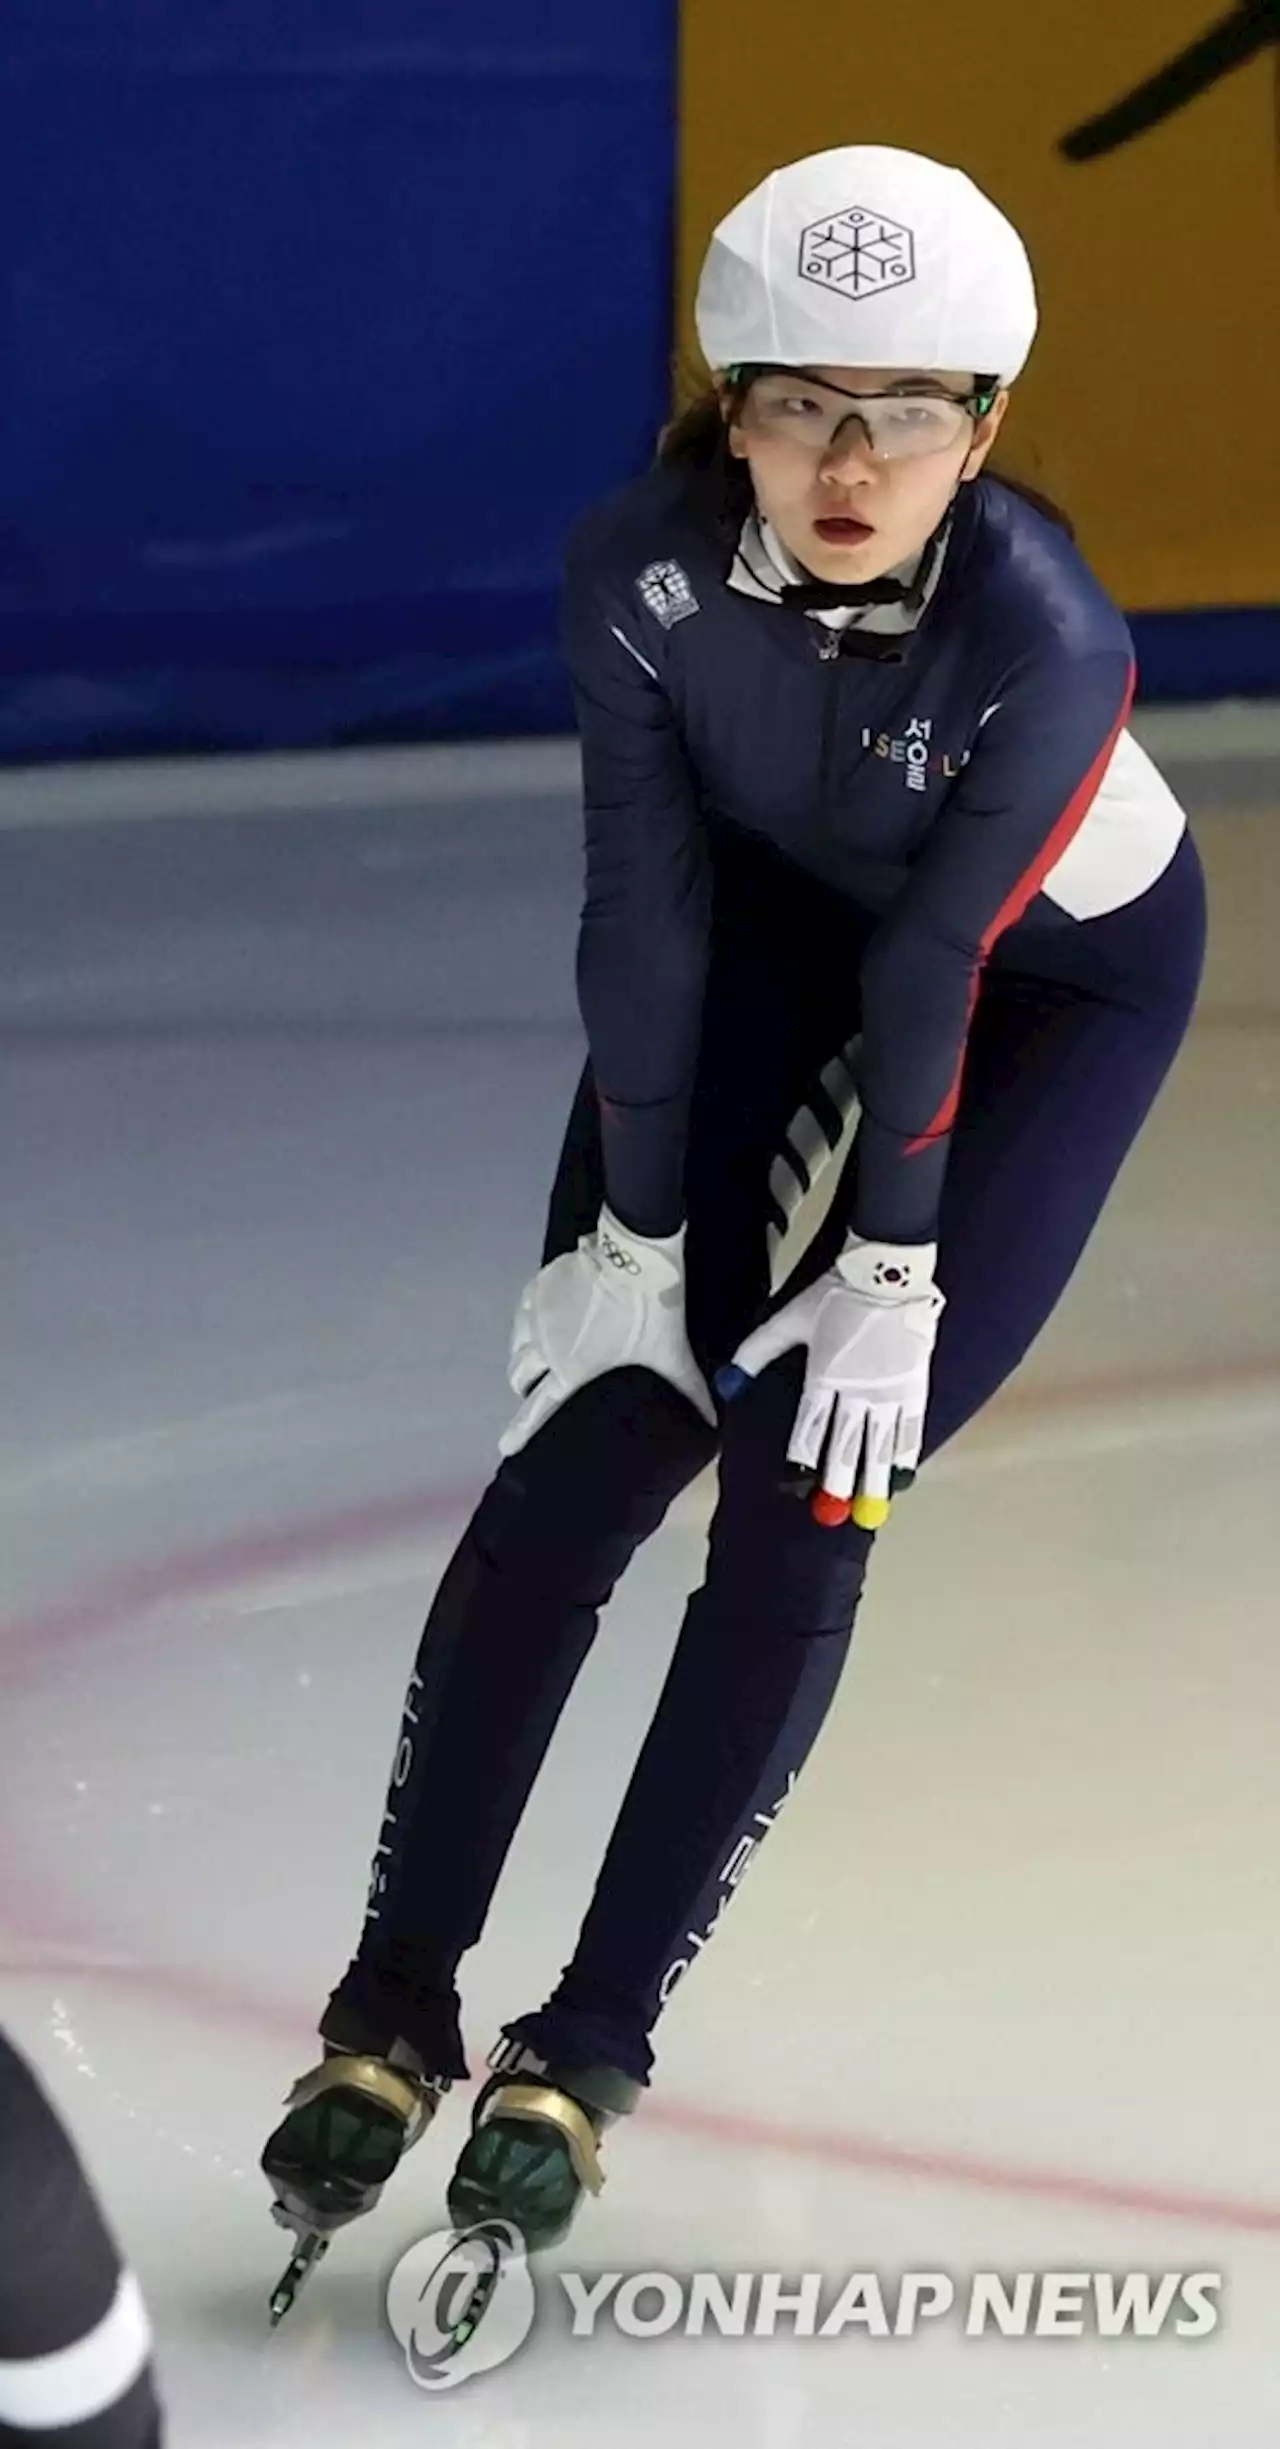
left=498, top=1205, right=717, bottom=1458
left=719, top=1237, right=944, bottom=1528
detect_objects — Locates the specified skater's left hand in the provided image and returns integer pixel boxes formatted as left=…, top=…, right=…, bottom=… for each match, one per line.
left=717, top=1238, right=944, bottom=1529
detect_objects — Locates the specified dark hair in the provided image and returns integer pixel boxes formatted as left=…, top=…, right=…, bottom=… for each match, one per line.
left=656, top=370, right=1075, bottom=541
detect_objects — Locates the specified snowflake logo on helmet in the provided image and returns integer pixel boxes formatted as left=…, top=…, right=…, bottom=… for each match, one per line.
left=798, top=205, right=916, bottom=303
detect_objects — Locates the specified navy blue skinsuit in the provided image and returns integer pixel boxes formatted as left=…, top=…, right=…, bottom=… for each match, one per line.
left=327, top=467, right=1206, bottom=2087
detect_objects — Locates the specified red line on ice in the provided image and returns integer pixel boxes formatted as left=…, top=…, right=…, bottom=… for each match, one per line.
left=4, top=1353, right=1280, bottom=2238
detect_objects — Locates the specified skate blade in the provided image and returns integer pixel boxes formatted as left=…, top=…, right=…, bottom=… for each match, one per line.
left=441, top=2231, right=506, bottom=2357
left=269, top=2230, right=331, bottom=2326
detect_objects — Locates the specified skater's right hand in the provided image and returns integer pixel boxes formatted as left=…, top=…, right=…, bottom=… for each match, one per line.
left=497, top=1206, right=717, bottom=1457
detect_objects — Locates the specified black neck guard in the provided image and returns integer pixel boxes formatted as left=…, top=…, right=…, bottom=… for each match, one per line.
left=777, top=510, right=952, bottom=617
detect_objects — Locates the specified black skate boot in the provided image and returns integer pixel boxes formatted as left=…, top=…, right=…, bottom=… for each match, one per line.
left=262, top=2011, right=450, bottom=2324
left=447, top=2036, right=641, bottom=2255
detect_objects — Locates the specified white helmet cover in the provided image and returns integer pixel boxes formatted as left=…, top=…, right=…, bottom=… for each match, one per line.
left=695, top=144, right=1038, bottom=385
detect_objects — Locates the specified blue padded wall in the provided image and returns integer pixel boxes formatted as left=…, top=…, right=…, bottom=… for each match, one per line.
left=0, top=2, right=676, bottom=759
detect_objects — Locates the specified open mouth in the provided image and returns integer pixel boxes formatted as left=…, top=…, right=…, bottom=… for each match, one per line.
left=813, top=516, right=874, bottom=546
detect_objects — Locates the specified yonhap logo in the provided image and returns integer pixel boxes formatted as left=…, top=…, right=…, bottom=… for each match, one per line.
left=383, top=2245, right=1223, bottom=2388
left=386, top=2221, right=536, bottom=2391
left=636, top=560, right=700, bottom=629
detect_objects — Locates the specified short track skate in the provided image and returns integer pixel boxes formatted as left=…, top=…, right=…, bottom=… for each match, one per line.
left=447, top=2038, right=640, bottom=2256
left=262, top=2049, right=445, bottom=2324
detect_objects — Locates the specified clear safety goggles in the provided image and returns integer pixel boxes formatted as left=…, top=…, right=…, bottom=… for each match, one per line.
left=737, top=369, right=999, bottom=462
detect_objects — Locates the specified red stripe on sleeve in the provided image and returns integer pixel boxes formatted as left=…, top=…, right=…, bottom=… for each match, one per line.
left=903, top=973, right=980, bottom=1151
left=972, top=661, right=1137, bottom=956
left=903, top=660, right=1136, bottom=1157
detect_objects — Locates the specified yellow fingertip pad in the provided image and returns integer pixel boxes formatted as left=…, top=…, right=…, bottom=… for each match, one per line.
left=851, top=1495, right=891, bottom=1531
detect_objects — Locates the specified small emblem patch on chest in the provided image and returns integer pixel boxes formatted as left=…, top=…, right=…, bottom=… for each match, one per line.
left=636, top=560, right=700, bottom=629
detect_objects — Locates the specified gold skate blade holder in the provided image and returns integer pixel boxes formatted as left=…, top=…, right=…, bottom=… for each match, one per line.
left=284, top=2053, right=437, bottom=2152
left=479, top=2081, right=607, bottom=2195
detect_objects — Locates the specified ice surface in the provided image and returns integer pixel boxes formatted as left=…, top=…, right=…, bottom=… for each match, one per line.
left=2, top=758, right=1278, bottom=2445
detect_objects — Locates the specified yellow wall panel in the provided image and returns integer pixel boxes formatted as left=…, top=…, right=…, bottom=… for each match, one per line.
left=678, top=2, right=1280, bottom=608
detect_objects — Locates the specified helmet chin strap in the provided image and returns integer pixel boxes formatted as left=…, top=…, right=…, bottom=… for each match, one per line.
left=777, top=465, right=974, bottom=616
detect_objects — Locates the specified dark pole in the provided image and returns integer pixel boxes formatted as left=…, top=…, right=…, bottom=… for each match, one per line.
left=1060, top=0, right=1280, bottom=159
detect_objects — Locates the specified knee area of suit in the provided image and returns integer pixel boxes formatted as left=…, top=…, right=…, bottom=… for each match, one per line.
left=697, top=1517, right=871, bottom=1638
left=471, top=1391, right=710, bottom=1597
left=711, top=1425, right=874, bottom=1587
left=734, top=1561, right=868, bottom=1637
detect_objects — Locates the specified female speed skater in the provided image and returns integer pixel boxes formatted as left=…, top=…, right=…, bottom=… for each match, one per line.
left=261, top=142, right=1205, bottom=2319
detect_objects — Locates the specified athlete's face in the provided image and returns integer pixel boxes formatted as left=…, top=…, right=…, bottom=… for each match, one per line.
left=724, top=365, right=1007, bottom=583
